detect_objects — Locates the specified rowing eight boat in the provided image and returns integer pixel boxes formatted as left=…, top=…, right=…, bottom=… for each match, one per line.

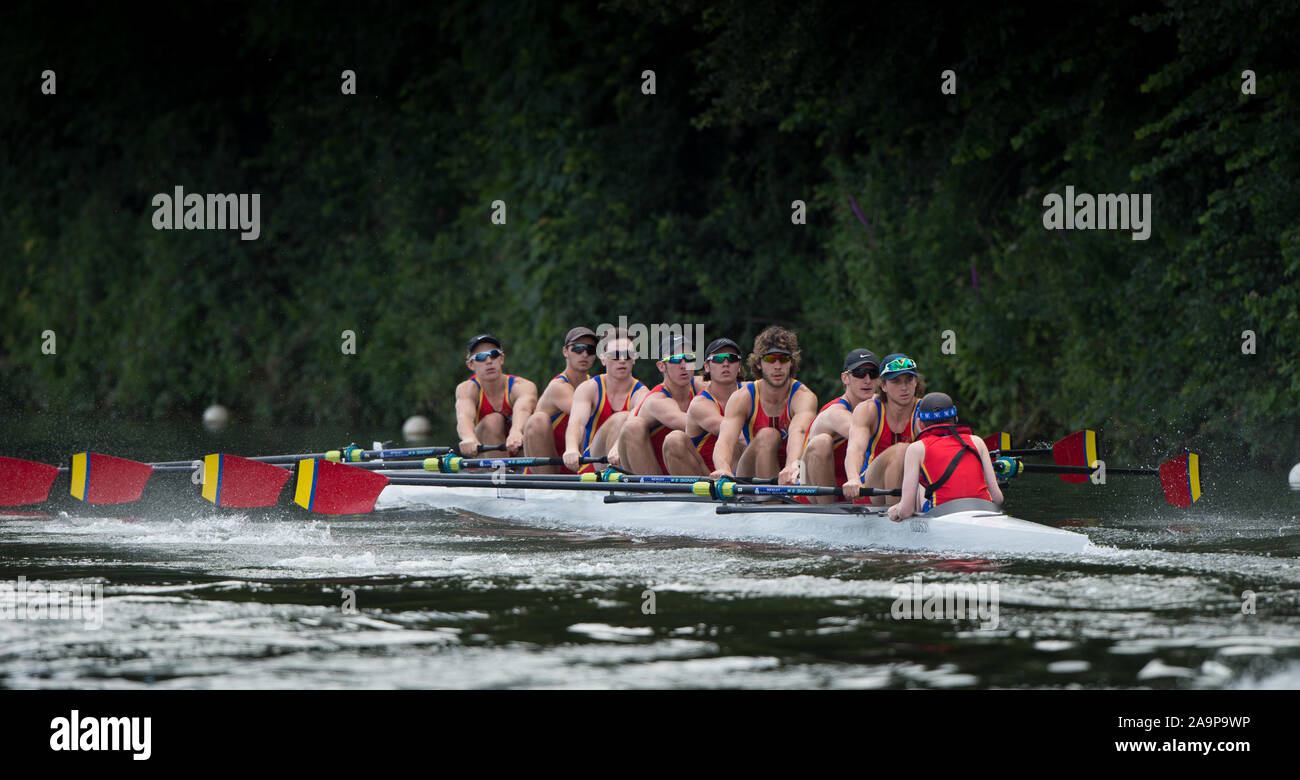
left=373, top=480, right=1094, bottom=555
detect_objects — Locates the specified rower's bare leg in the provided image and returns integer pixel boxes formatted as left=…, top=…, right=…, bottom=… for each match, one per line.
left=662, top=431, right=708, bottom=476
left=523, top=413, right=559, bottom=473
left=802, top=433, right=837, bottom=505
left=618, top=416, right=663, bottom=475
left=737, top=427, right=782, bottom=481
left=475, top=414, right=507, bottom=451
left=588, top=411, right=630, bottom=462
left=863, top=443, right=908, bottom=506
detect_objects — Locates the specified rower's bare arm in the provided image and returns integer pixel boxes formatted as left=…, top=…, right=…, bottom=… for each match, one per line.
left=564, top=381, right=596, bottom=456
left=782, top=388, right=820, bottom=470
left=650, top=393, right=689, bottom=431
left=454, top=381, right=480, bottom=450
left=975, top=438, right=1005, bottom=505
left=534, top=379, right=561, bottom=418
left=842, top=403, right=875, bottom=494
left=710, top=392, right=751, bottom=477
left=629, top=383, right=650, bottom=410
left=506, top=378, right=539, bottom=454
left=890, top=442, right=925, bottom=521
left=831, top=406, right=856, bottom=442
left=689, top=394, right=724, bottom=436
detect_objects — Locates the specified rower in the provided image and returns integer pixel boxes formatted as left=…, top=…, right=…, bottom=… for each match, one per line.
left=618, top=335, right=704, bottom=474
left=709, top=326, right=818, bottom=485
left=522, top=326, right=598, bottom=473
left=888, top=392, right=1004, bottom=521
left=663, top=337, right=744, bottom=475
left=453, top=334, right=538, bottom=458
left=799, top=348, right=879, bottom=503
left=561, top=332, right=649, bottom=473
left=842, top=353, right=924, bottom=504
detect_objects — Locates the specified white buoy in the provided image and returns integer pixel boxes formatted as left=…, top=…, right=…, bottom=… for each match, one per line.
left=203, top=404, right=230, bottom=431
left=402, top=414, right=433, bottom=441
left=1289, top=462, right=1300, bottom=489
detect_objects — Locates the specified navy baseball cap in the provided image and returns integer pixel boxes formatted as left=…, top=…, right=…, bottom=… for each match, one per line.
left=879, top=353, right=918, bottom=379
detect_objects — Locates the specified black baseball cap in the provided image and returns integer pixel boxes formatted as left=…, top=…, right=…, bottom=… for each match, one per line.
left=705, top=337, right=741, bottom=357
left=843, top=348, right=880, bottom=372
left=466, top=333, right=502, bottom=353
left=564, top=326, right=597, bottom=345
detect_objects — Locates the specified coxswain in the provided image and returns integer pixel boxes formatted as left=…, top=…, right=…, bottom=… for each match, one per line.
left=453, top=334, right=538, bottom=457
left=887, top=392, right=1004, bottom=520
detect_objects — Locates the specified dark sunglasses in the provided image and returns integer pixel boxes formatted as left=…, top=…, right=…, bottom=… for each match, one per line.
left=605, top=350, right=636, bottom=360
left=566, top=343, right=597, bottom=355
left=849, top=365, right=879, bottom=379
left=761, top=353, right=792, bottom=364
left=661, top=353, right=696, bottom=364
left=706, top=353, right=741, bottom=364
left=470, top=349, right=503, bottom=362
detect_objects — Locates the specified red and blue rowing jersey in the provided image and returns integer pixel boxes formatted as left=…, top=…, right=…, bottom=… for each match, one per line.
left=801, top=395, right=853, bottom=487
left=544, top=373, right=575, bottom=474
left=739, top=380, right=805, bottom=461
left=632, top=379, right=700, bottom=473
left=469, top=375, right=518, bottom=425
left=860, top=397, right=921, bottom=476
left=690, top=389, right=726, bottom=471
left=578, top=375, right=645, bottom=473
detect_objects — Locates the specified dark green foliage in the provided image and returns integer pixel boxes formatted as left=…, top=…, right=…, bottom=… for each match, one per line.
left=2, top=0, right=1296, bottom=463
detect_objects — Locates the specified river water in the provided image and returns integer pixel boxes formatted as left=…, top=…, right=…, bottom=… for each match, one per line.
left=2, top=418, right=1298, bottom=689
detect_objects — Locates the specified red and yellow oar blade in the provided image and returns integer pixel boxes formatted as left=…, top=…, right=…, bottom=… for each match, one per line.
left=0, top=456, right=60, bottom=506
left=1053, top=430, right=1098, bottom=484
left=1158, top=453, right=1201, bottom=507
left=982, top=432, right=1012, bottom=452
left=293, top=459, right=390, bottom=514
left=69, top=452, right=154, bottom=504
left=201, top=454, right=292, bottom=508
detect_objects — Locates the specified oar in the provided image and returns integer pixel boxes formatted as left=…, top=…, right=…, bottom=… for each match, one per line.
left=292, top=460, right=901, bottom=514
left=983, top=430, right=1098, bottom=461
left=995, top=452, right=1200, bottom=506
left=0, top=453, right=157, bottom=506
left=148, top=443, right=507, bottom=468
left=364, top=454, right=608, bottom=473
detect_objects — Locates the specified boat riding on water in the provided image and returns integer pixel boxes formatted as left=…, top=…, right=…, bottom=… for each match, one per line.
left=0, top=324, right=1204, bottom=556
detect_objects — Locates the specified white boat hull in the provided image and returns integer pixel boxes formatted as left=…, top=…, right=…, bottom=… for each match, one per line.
left=373, top=483, right=1093, bottom=555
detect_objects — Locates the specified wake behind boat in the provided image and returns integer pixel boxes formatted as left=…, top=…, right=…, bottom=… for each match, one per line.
left=374, top=481, right=1093, bottom=555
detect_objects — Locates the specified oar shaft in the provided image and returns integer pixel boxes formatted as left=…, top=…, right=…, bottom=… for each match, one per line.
left=150, top=443, right=506, bottom=468
left=1019, top=463, right=1156, bottom=475
left=381, top=473, right=900, bottom=498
